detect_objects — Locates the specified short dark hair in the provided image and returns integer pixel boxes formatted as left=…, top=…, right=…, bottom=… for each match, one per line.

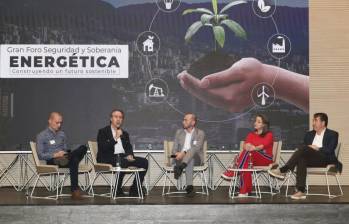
left=110, top=109, right=125, bottom=118
left=314, top=112, right=328, bottom=126
left=255, top=114, right=270, bottom=136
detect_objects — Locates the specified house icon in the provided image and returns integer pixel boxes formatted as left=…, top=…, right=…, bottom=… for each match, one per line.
left=143, top=35, right=154, bottom=52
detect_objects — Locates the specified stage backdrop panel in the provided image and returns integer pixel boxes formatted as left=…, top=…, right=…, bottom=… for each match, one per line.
left=0, top=0, right=309, bottom=152
left=309, top=0, right=349, bottom=185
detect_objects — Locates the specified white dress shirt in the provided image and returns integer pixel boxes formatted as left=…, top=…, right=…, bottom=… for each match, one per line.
left=182, top=128, right=195, bottom=152
left=111, top=127, right=125, bottom=154
left=312, top=128, right=326, bottom=148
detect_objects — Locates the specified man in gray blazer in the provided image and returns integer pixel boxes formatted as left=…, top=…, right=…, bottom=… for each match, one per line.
left=172, top=113, right=206, bottom=195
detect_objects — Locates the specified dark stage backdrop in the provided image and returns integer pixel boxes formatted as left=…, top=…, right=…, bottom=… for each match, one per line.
left=0, top=0, right=309, bottom=151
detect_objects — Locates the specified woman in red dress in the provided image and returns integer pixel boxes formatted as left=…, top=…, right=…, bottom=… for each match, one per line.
left=222, top=114, right=274, bottom=196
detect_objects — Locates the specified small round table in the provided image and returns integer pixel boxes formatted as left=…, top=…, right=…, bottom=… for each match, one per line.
left=112, top=167, right=146, bottom=199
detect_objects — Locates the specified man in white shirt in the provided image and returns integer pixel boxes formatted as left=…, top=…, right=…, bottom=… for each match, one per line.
left=269, top=113, right=340, bottom=200
left=172, top=113, right=206, bottom=196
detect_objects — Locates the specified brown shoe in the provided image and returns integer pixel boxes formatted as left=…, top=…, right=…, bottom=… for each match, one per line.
left=71, top=190, right=83, bottom=200
left=268, top=168, right=286, bottom=180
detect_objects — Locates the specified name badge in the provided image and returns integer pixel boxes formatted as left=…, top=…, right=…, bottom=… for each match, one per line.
left=193, top=140, right=197, bottom=145
left=49, top=140, right=56, bottom=145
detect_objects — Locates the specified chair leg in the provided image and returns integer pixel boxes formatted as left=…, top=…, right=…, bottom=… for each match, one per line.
left=162, top=172, right=167, bottom=196
left=325, top=172, right=331, bottom=198
left=200, top=172, right=204, bottom=194
left=268, top=174, right=273, bottom=194
left=30, top=174, right=40, bottom=197
left=88, top=172, right=97, bottom=196
left=253, top=171, right=261, bottom=198
left=86, top=172, right=93, bottom=195
left=113, top=172, right=120, bottom=199
left=335, top=175, right=344, bottom=196
left=55, top=173, right=60, bottom=199
left=195, top=171, right=208, bottom=195
left=49, top=175, right=53, bottom=191
left=285, top=171, right=291, bottom=197
left=59, top=174, right=68, bottom=195
left=230, top=171, right=238, bottom=198
left=167, top=175, right=172, bottom=194
left=110, top=172, right=114, bottom=198
left=135, top=172, right=143, bottom=199
left=84, top=172, right=89, bottom=191
left=203, top=170, right=209, bottom=195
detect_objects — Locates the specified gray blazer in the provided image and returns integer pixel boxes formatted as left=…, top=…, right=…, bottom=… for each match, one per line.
left=172, top=128, right=206, bottom=165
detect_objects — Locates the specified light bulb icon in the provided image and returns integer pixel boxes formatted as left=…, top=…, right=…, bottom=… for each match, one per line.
left=164, top=0, right=173, bottom=10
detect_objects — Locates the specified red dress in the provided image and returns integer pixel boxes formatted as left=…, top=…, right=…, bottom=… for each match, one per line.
left=236, top=131, right=274, bottom=194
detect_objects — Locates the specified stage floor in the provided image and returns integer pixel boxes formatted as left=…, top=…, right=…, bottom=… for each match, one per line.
left=0, top=186, right=348, bottom=205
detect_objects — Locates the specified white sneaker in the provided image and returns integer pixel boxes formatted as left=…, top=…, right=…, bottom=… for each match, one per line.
left=238, top=193, right=249, bottom=197
left=268, top=168, right=286, bottom=180
left=290, top=191, right=306, bottom=200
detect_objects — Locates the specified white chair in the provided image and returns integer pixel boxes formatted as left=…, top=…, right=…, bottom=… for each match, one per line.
left=29, top=141, right=62, bottom=200
left=87, top=141, right=114, bottom=197
left=212, top=141, right=245, bottom=190
left=162, top=140, right=209, bottom=195
left=30, top=141, right=93, bottom=199
left=216, top=140, right=282, bottom=194
left=285, top=143, right=343, bottom=198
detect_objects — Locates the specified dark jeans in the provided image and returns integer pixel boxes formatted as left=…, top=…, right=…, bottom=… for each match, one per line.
left=47, top=145, right=87, bottom=192
left=105, top=156, right=148, bottom=192
left=280, top=145, right=334, bottom=192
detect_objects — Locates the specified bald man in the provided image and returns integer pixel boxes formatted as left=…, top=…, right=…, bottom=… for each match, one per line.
left=36, top=112, right=87, bottom=200
left=172, top=113, right=206, bottom=196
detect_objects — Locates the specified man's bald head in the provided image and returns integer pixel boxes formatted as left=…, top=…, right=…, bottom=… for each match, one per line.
left=182, top=113, right=197, bottom=130
left=48, top=112, right=63, bottom=132
left=49, top=112, right=62, bottom=120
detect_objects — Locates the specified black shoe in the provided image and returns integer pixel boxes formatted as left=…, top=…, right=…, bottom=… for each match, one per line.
left=129, top=186, right=145, bottom=197
left=174, top=163, right=187, bottom=179
left=185, top=185, right=195, bottom=197
left=115, top=190, right=125, bottom=197
left=129, top=190, right=138, bottom=197
left=115, top=188, right=125, bottom=197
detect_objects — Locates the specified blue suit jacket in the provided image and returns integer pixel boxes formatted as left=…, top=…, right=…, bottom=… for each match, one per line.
left=303, top=128, right=338, bottom=160
left=303, top=128, right=342, bottom=172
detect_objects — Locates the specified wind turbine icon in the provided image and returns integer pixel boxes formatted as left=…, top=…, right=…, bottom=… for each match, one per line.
left=257, top=85, right=270, bottom=106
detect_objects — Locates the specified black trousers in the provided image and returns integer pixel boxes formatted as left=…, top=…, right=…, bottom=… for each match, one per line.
left=47, top=145, right=87, bottom=192
left=280, top=145, right=334, bottom=192
left=105, top=156, right=148, bottom=191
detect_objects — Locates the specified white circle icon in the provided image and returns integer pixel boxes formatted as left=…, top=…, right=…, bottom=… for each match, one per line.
left=156, top=0, right=181, bottom=13
left=145, top=78, right=169, bottom=103
left=252, top=0, right=277, bottom=18
left=267, top=33, right=291, bottom=59
left=136, top=31, right=161, bottom=57
left=251, top=82, right=275, bottom=108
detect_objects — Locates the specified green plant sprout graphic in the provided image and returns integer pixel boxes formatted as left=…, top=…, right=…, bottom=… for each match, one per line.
left=183, top=0, right=247, bottom=50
